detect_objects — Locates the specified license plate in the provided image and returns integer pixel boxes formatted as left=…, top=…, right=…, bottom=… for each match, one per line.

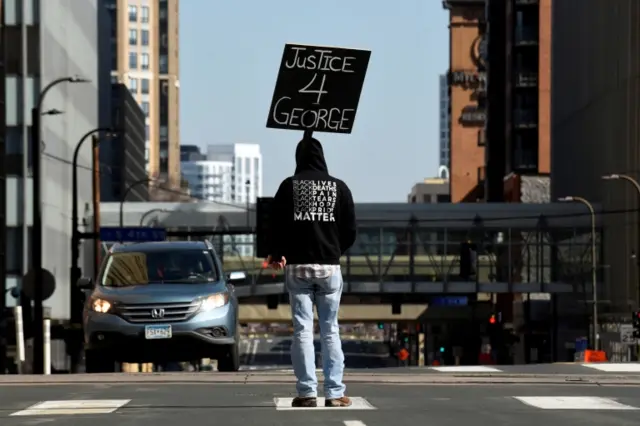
left=145, top=325, right=172, bottom=340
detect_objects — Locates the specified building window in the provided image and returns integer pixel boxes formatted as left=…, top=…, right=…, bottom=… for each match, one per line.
left=513, top=135, right=538, bottom=171
left=141, top=78, right=149, bottom=94
left=145, top=125, right=150, bottom=140
left=7, top=227, right=32, bottom=274
left=128, top=5, right=137, bottom=22
left=129, top=77, right=138, bottom=93
left=140, top=101, right=150, bottom=117
left=159, top=55, right=168, bottom=73
left=128, top=29, right=137, bottom=45
left=129, top=52, right=138, bottom=69
left=110, top=75, right=118, bottom=84
left=141, top=53, right=150, bottom=70
left=141, top=6, right=149, bottom=23
left=160, top=125, right=168, bottom=140
left=437, top=194, right=451, bottom=203
left=141, top=29, right=149, bottom=46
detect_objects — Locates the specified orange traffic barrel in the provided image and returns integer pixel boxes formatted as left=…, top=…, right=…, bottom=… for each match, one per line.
left=583, top=350, right=607, bottom=363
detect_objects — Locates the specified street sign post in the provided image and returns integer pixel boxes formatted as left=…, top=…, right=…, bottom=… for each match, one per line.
left=620, top=324, right=637, bottom=345
left=99, top=227, right=166, bottom=243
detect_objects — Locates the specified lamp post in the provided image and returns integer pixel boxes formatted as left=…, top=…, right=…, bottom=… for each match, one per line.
left=31, top=75, right=89, bottom=374
left=70, top=128, right=115, bottom=325
left=140, top=208, right=170, bottom=226
left=120, top=178, right=152, bottom=229
left=559, top=196, right=599, bottom=350
left=602, top=174, right=640, bottom=307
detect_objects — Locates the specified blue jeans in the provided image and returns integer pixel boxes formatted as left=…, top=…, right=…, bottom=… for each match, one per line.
left=286, top=269, right=346, bottom=399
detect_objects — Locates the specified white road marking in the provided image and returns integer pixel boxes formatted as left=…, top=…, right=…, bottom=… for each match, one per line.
left=582, top=363, right=640, bottom=372
left=430, top=366, right=502, bottom=373
left=274, top=397, right=376, bottom=410
left=513, top=396, right=639, bottom=410
left=11, top=400, right=131, bottom=416
left=344, top=421, right=367, bottom=426
left=277, top=368, right=322, bottom=373
left=249, top=339, right=259, bottom=365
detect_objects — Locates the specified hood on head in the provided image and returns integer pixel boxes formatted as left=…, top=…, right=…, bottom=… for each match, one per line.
left=295, top=138, right=328, bottom=173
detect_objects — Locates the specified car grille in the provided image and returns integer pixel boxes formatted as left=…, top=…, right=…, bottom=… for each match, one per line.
left=117, top=301, right=200, bottom=323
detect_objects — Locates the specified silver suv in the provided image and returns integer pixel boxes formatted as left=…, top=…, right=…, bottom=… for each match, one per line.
left=78, top=240, right=246, bottom=373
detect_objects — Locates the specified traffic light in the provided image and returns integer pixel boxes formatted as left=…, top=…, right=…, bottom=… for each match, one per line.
left=377, top=322, right=384, bottom=330
left=489, top=314, right=496, bottom=324
left=633, top=311, right=640, bottom=337
left=256, top=197, right=274, bottom=258
left=439, top=346, right=445, bottom=353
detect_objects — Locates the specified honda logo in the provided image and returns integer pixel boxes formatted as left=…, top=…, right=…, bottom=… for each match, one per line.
left=150, top=308, right=165, bottom=319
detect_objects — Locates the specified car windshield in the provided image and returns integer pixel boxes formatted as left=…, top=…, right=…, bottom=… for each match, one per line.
left=101, top=249, right=218, bottom=287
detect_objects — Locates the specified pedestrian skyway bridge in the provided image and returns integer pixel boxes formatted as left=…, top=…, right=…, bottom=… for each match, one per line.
left=94, top=201, right=603, bottom=298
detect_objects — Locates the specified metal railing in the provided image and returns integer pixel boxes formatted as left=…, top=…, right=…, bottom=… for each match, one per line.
left=220, top=225, right=602, bottom=287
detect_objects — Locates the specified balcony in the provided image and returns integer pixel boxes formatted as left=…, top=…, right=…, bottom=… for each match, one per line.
left=515, top=27, right=539, bottom=45
left=514, top=71, right=538, bottom=88
left=442, top=0, right=485, bottom=9
left=513, top=109, right=538, bottom=128
left=460, top=106, right=486, bottom=126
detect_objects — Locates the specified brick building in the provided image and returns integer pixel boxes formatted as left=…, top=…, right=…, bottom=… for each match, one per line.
left=443, top=0, right=487, bottom=202
left=443, top=0, right=552, bottom=203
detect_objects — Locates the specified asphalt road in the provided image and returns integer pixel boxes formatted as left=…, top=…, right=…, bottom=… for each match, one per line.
left=2, top=380, right=640, bottom=426
left=240, top=336, right=392, bottom=371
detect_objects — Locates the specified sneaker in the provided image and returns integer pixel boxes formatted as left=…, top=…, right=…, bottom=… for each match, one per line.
left=292, top=397, right=317, bottom=408
left=325, top=396, right=352, bottom=407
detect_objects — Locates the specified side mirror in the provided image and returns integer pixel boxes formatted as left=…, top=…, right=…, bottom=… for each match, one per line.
left=227, top=271, right=247, bottom=284
left=76, top=277, right=93, bottom=289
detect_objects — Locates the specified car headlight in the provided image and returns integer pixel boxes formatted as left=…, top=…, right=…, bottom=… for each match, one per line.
left=91, top=298, right=112, bottom=313
left=199, top=292, right=229, bottom=312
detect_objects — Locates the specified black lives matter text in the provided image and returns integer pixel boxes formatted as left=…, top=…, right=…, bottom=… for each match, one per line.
left=293, top=179, right=337, bottom=222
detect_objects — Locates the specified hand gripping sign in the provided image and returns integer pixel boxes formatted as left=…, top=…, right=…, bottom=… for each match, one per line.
left=266, top=43, right=371, bottom=135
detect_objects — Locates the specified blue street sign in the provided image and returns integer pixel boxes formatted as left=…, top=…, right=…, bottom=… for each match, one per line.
left=430, top=296, right=469, bottom=307
left=100, top=227, right=166, bottom=242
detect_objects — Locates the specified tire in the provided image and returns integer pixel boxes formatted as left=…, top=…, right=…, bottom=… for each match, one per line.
left=85, top=350, right=116, bottom=373
left=217, top=342, right=240, bottom=372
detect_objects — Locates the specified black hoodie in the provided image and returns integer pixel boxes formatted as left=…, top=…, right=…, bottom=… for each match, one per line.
left=267, top=138, right=357, bottom=265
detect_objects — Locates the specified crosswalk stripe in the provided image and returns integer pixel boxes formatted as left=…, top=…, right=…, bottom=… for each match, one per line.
left=429, top=366, right=502, bottom=373
left=513, top=396, right=639, bottom=410
left=582, top=363, right=640, bottom=372
left=274, top=397, right=376, bottom=410
left=11, top=400, right=131, bottom=416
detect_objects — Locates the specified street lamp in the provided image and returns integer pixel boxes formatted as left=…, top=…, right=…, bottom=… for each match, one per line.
left=602, top=174, right=640, bottom=308
left=30, top=75, right=90, bottom=375
left=120, top=178, right=153, bottom=228
left=558, top=196, right=599, bottom=350
left=140, top=208, right=170, bottom=227
left=70, top=128, right=116, bottom=324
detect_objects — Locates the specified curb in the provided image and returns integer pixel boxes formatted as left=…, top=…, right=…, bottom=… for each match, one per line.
left=2, top=373, right=640, bottom=386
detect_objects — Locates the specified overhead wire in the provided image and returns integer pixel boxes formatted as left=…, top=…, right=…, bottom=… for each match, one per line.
left=41, top=150, right=640, bottom=225
left=41, top=150, right=255, bottom=211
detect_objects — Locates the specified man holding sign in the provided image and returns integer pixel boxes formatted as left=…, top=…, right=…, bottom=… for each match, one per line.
left=266, top=137, right=357, bottom=408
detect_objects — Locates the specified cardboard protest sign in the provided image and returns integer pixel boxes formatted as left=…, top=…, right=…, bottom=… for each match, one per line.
left=267, top=43, right=371, bottom=134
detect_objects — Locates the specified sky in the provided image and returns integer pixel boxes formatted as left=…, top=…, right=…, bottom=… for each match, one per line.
left=179, top=0, right=449, bottom=202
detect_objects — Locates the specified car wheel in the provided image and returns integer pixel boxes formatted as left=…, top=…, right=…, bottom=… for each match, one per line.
left=85, top=350, right=115, bottom=373
left=217, top=341, right=240, bottom=372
